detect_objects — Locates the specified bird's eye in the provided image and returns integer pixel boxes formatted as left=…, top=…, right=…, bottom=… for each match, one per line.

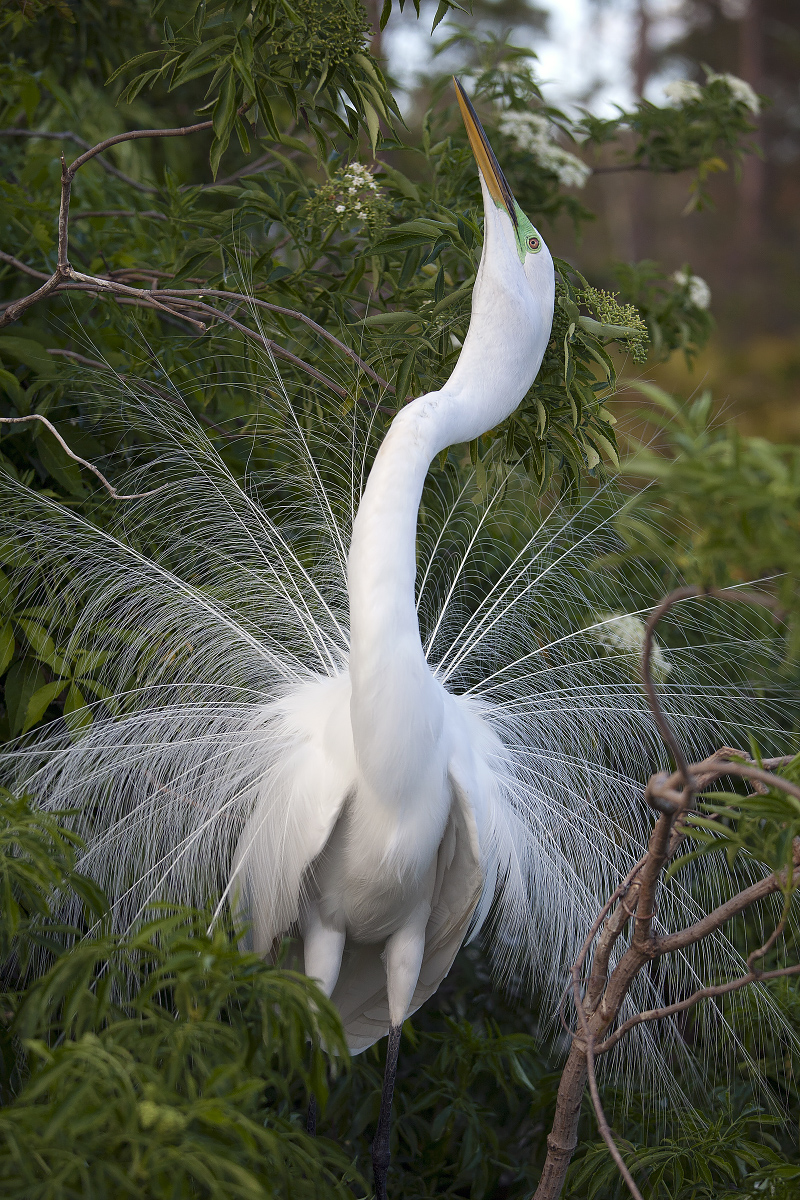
left=527, top=235, right=540, bottom=252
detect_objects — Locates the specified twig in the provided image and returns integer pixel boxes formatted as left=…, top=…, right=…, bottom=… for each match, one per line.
left=153, top=287, right=394, bottom=394
left=572, top=946, right=645, bottom=1200
left=0, top=128, right=158, bottom=193
left=595, top=961, right=800, bottom=1056
left=0, top=118, right=218, bottom=328
left=0, top=251, right=50, bottom=280
left=65, top=118, right=215, bottom=176
left=47, top=348, right=112, bottom=370
left=0, top=415, right=168, bottom=500
left=534, top=585, right=797, bottom=1200
left=71, top=210, right=168, bottom=222
left=0, top=121, right=394, bottom=406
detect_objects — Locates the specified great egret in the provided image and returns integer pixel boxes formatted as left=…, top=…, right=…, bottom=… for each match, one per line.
left=0, top=80, right=785, bottom=1198
left=282, top=80, right=555, bottom=1187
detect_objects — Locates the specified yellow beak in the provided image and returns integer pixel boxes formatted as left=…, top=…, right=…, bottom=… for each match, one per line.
left=454, top=77, right=518, bottom=228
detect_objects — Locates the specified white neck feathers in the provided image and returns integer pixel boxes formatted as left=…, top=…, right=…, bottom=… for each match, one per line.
left=347, top=187, right=554, bottom=799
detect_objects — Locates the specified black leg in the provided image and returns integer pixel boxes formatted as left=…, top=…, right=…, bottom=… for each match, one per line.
left=371, top=1023, right=402, bottom=1200
left=306, top=1093, right=317, bottom=1136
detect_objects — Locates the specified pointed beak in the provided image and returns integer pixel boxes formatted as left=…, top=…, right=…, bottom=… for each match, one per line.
left=454, top=77, right=518, bottom=228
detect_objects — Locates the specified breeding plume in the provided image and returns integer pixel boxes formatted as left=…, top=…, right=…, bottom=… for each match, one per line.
left=0, top=82, right=780, bottom=1196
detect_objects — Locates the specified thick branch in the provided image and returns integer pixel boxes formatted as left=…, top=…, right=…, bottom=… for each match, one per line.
left=535, top=583, right=796, bottom=1200
left=655, top=865, right=798, bottom=957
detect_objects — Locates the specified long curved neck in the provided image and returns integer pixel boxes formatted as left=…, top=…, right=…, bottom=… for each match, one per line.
left=348, top=391, right=453, bottom=689
left=346, top=190, right=553, bottom=802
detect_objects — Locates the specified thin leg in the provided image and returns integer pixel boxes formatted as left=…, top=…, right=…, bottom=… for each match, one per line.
left=306, top=1094, right=317, bottom=1136
left=371, top=1023, right=402, bottom=1200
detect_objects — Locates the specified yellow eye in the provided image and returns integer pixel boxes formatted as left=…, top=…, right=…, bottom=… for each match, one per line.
left=527, top=235, right=540, bottom=252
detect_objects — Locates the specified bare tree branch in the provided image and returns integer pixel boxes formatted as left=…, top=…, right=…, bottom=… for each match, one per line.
left=0, top=414, right=168, bottom=500
left=0, top=128, right=159, bottom=193
left=0, top=251, right=50, bottom=280
left=595, top=961, right=800, bottom=1056
left=534, top=585, right=797, bottom=1200
left=0, top=119, right=394, bottom=407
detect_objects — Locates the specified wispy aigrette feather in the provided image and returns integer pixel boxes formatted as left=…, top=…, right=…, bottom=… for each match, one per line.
left=0, top=355, right=795, bottom=1078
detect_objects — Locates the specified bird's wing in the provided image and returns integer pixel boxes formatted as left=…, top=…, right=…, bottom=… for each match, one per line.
left=331, top=768, right=484, bottom=1053
left=232, top=673, right=356, bottom=955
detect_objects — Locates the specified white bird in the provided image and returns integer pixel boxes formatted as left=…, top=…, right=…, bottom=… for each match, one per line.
left=0, top=80, right=782, bottom=1198
left=221, top=83, right=557, bottom=1189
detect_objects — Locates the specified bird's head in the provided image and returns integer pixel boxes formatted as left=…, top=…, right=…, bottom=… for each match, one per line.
left=454, top=77, right=553, bottom=302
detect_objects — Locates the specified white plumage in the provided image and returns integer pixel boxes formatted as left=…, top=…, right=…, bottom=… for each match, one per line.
left=1, top=91, right=791, bottom=1185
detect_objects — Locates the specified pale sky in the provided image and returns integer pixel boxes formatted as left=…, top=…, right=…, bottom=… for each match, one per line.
left=385, top=0, right=689, bottom=117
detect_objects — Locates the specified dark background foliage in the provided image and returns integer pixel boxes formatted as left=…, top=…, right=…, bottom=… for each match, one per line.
left=0, top=2, right=799, bottom=1198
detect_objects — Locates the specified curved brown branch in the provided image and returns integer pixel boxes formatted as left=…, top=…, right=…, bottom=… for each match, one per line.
left=47, top=348, right=112, bottom=370
left=0, top=143, right=394, bottom=402
left=0, top=118, right=220, bottom=327
left=153, top=288, right=394, bottom=394
left=66, top=118, right=216, bottom=176
left=655, top=859, right=799, bottom=957
left=595, top=961, right=800, bottom=1056
left=535, top=583, right=796, bottom=1200
left=0, top=414, right=168, bottom=500
left=0, top=250, right=50, bottom=280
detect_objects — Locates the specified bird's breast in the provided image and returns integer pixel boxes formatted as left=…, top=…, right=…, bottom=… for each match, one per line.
left=315, top=766, right=453, bottom=944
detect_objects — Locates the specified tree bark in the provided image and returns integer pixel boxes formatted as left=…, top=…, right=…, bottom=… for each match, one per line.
left=533, top=1046, right=588, bottom=1200
left=738, top=0, right=764, bottom=243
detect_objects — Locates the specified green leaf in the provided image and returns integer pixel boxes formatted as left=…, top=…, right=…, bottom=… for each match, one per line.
left=4, top=658, right=47, bottom=738
left=63, top=684, right=92, bottom=732
left=0, top=335, right=56, bottom=378
left=0, top=367, right=26, bottom=407
left=17, top=618, right=57, bottom=669
left=363, top=103, right=380, bottom=157
left=378, top=163, right=420, bottom=202
left=394, top=348, right=417, bottom=404
left=22, top=678, right=68, bottom=734
left=210, top=70, right=238, bottom=178
left=0, top=621, right=14, bottom=676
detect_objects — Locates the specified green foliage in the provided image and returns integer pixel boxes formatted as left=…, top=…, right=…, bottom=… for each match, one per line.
left=617, top=386, right=800, bottom=640
left=577, top=70, right=761, bottom=212
left=612, top=260, right=714, bottom=364
left=0, top=13, right=759, bottom=508
left=0, top=6, right=798, bottom=1198
left=570, top=1105, right=782, bottom=1199
left=0, top=544, right=111, bottom=741
left=0, top=788, right=102, bottom=977
left=113, top=0, right=399, bottom=168
left=0, top=790, right=356, bottom=1198
left=675, top=752, right=800, bottom=883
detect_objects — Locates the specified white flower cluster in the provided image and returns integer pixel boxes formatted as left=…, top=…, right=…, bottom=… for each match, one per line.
left=664, top=73, right=760, bottom=115
left=341, top=161, right=380, bottom=221
left=708, top=72, right=760, bottom=114
left=663, top=79, right=703, bottom=106
left=591, top=613, right=672, bottom=678
left=672, top=267, right=711, bottom=310
left=307, top=161, right=387, bottom=236
left=498, top=111, right=591, bottom=189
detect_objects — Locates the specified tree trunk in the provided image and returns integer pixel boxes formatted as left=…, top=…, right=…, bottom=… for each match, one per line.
left=532, top=1045, right=589, bottom=1200
left=738, top=0, right=764, bottom=243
